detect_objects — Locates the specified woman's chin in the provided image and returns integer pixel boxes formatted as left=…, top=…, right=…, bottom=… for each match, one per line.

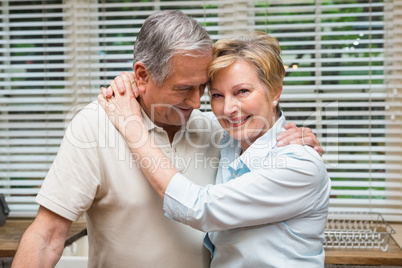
left=227, top=131, right=252, bottom=144
left=226, top=127, right=268, bottom=148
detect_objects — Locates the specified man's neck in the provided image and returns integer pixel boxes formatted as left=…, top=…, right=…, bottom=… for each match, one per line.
left=161, top=125, right=182, bottom=143
left=139, top=99, right=181, bottom=143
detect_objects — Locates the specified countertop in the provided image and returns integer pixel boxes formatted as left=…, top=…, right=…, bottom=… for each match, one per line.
left=324, top=223, right=402, bottom=265
left=1, top=220, right=402, bottom=265
left=0, top=219, right=87, bottom=258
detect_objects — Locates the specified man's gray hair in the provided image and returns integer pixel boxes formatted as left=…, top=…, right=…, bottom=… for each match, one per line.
left=133, top=10, right=213, bottom=86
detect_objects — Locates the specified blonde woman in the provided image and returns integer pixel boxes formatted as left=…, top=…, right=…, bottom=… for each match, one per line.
left=99, top=32, right=330, bottom=267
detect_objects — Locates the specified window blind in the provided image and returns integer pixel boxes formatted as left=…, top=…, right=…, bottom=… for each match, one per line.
left=1, top=0, right=401, bottom=221
left=206, top=0, right=401, bottom=222
left=1, top=0, right=71, bottom=217
left=263, top=0, right=402, bottom=222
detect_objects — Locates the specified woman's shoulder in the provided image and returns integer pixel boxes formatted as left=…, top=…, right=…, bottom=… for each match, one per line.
left=271, top=144, right=328, bottom=178
left=274, top=144, right=323, bottom=163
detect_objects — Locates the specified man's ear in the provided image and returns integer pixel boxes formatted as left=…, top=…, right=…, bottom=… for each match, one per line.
left=133, top=62, right=149, bottom=93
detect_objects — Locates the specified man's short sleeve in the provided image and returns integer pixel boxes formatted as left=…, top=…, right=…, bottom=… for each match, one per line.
left=36, top=102, right=102, bottom=221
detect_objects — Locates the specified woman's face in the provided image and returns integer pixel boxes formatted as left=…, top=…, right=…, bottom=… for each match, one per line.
left=210, top=60, right=279, bottom=151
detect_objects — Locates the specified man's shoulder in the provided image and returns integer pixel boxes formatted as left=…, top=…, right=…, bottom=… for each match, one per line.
left=71, top=100, right=101, bottom=118
left=184, top=110, right=223, bottom=145
left=197, top=111, right=217, bottom=121
left=62, top=100, right=117, bottom=144
left=189, top=110, right=221, bottom=131
left=66, top=100, right=107, bottom=127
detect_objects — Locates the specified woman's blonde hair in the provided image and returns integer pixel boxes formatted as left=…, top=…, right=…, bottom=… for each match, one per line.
left=208, top=31, right=285, bottom=116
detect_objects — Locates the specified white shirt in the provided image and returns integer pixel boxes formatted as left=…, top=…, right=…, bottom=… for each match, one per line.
left=164, top=113, right=331, bottom=267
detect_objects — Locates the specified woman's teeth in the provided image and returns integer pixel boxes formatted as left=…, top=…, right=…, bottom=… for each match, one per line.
left=228, top=115, right=251, bottom=124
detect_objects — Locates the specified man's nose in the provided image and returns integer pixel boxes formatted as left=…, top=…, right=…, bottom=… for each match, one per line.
left=185, top=88, right=202, bottom=109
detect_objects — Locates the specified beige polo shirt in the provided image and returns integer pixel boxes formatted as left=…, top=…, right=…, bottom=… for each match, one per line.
left=36, top=101, right=222, bottom=268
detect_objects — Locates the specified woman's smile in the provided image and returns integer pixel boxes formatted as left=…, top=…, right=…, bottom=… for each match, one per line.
left=225, top=115, right=252, bottom=127
left=210, top=60, right=278, bottom=151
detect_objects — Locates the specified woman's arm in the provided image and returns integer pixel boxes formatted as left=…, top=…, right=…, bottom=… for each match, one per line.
left=98, top=85, right=177, bottom=199
left=163, top=150, right=328, bottom=232
left=103, top=72, right=325, bottom=156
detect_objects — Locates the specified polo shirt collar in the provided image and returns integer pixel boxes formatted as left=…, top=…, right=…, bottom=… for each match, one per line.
left=140, top=108, right=199, bottom=134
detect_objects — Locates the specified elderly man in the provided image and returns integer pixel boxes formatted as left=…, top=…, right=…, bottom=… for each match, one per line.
left=12, top=10, right=321, bottom=268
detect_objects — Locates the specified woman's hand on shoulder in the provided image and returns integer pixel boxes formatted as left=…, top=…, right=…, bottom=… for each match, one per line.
left=98, top=72, right=146, bottom=144
left=101, top=71, right=138, bottom=99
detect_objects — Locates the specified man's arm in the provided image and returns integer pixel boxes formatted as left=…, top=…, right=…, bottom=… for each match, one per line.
left=12, top=206, right=72, bottom=268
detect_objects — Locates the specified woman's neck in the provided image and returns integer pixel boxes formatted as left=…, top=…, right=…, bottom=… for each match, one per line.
left=239, top=115, right=279, bottom=154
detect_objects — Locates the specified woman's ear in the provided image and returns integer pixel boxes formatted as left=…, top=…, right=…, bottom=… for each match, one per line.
left=133, top=62, right=148, bottom=93
left=273, top=85, right=283, bottom=103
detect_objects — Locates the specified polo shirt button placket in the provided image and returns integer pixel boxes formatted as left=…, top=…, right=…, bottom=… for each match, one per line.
left=171, top=146, right=184, bottom=173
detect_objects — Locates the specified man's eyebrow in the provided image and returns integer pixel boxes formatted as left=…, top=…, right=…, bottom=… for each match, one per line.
left=172, top=85, right=193, bottom=90
left=173, top=81, right=209, bottom=90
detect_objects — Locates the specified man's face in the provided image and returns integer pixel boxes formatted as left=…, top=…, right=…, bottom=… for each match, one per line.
left=140, top=53, right=211, bottom=132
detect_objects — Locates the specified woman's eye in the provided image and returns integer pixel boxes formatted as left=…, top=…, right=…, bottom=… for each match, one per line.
left=239, top=89, right=249, bottom=94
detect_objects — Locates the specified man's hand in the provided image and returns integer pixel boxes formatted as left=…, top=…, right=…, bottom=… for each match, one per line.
left=277, top=122, right=324, bottom=156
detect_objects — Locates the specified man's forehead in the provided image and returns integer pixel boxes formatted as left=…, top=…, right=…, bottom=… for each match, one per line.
left=163, top=54, right=211, bottom=83
left=170, top=50, right=212, bottom=66
left=173, top=49, right=213, bottom=58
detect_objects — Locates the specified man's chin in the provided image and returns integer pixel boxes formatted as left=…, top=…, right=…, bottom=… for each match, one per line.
left=172, top=111, right=192, bottom=124
left=156, top=116, right=191, bottom=128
